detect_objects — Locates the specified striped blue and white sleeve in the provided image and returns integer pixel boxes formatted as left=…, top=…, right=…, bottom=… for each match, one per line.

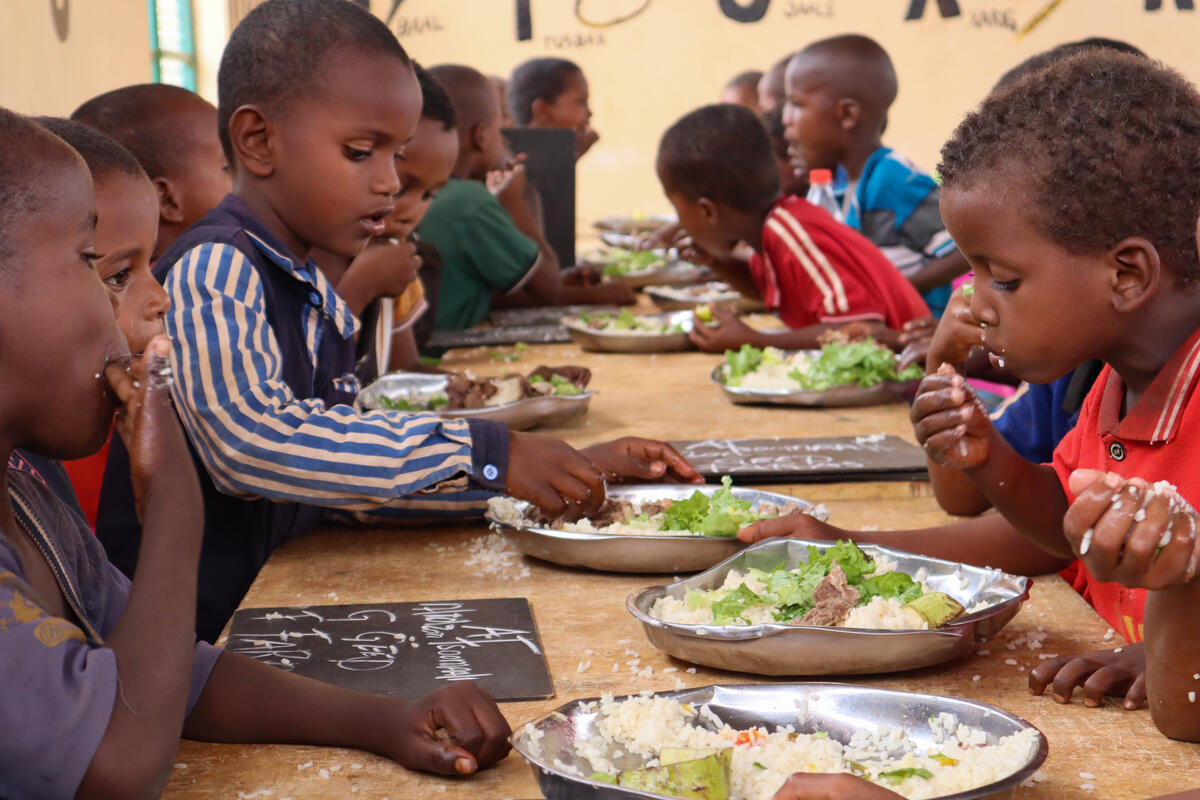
left=163, top=242, right=486, bottom=511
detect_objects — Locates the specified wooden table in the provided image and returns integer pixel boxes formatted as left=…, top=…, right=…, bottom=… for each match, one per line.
left=163, top=345, right=1198, bottom=800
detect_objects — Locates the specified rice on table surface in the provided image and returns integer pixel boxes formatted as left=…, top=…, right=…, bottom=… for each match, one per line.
left=561, top=693, right=1040, bottom=800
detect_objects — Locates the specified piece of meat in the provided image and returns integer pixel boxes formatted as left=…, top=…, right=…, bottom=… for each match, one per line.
left=445, top=374, right=472, bottom=409
left=797, top=565, right=860, bottom=627
left=639, top=499, right=671, bottom=517
left=531, top=498, right=637, bottom=528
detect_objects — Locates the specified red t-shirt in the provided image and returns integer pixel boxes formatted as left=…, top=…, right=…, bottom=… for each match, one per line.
left=61, top=429, right=111, bottom=529
left=1051, top=325, right=1200, bottom=643
left=750, top=197, right=931, bottom=330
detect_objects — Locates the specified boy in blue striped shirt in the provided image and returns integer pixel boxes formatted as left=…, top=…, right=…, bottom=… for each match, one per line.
left=97, top=0, right=696, bottom=642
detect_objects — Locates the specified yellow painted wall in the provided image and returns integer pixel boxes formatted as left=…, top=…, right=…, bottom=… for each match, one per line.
left=369, top=0, right=1200, bottom=222
left=0, top=0, right=151, bottom=115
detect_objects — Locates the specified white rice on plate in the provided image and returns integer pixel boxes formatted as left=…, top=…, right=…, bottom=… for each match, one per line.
left=571, top=693, right=1040, bottom=800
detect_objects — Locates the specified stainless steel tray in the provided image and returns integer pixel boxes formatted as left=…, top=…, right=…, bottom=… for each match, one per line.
left=614, top=261, right=714, bottom=289
left=594, top=213, right=676, bottom=234
left=563, top=311, right=693, bottom=353
left=487, top=484, right=816, bottom=573
left=712, top=363, right=918, bottom=408
left=356, top=372, right=593, bottom=431
left=512, top=682, right=1048, bottom=800
left=628, top=538, right=1030, bottom=675
left=645, top=282, right=765, bottom=313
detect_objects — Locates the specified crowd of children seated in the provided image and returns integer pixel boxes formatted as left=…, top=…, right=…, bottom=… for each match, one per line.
left=1, top=0, right=1197, bottom=797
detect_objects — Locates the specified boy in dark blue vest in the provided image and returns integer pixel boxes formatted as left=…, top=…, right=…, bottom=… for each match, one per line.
left=98, top=0, right=696, bottom=643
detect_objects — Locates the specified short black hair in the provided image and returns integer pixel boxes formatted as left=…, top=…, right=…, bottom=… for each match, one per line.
left=508, top=57, right=583, bottom=125
left=35, top=117, right=147, bottom=183
left=725, top=69, right=763, bottom=92
left=759, top=55, right=791, bottom=108
left=759, top=106, right=788, bottom=158
left=795, top=35, right=897, bottom=115
left=995, top=37, right=1146, bottom=89
left=428, top=64, right=496, bottom=131
left=217, top=0, right=411, bottom=161
left=0, top=107, right=85, bottom=273
left=657, top=103, right=779, bottom=214
left=72, top=83, right=214, bottom=180
left=414, top=62, right=456, bottom=131
left=940, top=50, right=1200, bottom=285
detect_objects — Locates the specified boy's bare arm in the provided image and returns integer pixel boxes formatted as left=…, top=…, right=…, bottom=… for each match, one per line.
left=78, top=339, right=207, bottom=800
left=739, top=509, right=1071, bottom=577
left=688, top=308, right=847, bottom=353
left=183, top=653, right=511, bottom=774
left=912, top=366, right=1074, bottom=556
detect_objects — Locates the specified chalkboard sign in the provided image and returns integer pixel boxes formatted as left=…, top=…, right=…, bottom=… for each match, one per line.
left=225, top=598, right=553, bottom=702
left=668, top=435, right=929, bottom=483
left=426, top=323, right=571, bottom=350
left=502, top=127, right=576, bottom=269
left=489, top=304, right=623, bottom=328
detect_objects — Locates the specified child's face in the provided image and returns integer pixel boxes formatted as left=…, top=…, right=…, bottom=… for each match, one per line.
left=0, top=157, right=128, bottom=458
left=248, top=51, right=422, bottom=258
left=388, top=118, right=459, bottom=241
left=941, top=174, right=1113, bottom=384
left=658, top=169, right=741, bottom=259
left=782, top=56, right=847, bottom=172
left=771, top=135, right=808, bottom=198
left=94, top=171, right=169, bottom=355
left=537, top=71, right=592, bottom=134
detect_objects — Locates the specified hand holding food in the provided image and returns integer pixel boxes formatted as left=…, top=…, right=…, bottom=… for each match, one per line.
left=381, top=683, right=512, bottom=775
left=909, top=364, right=993, bottom=469
left=689, top=306, right=757, bottom=352
left=506, top=430, right=606, bottom=519
left=916, top=285, right=984, bottom=373
left=1063, top=469, right=1200, bottom=589
left=580, top=436, right=704, bottom=484
left=1029, top=642, right=1147, bottom=709
left=772, top=773, right=905, bottom=800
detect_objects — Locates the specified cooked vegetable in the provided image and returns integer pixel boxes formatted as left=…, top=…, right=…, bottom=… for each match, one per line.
left=617, top=751, right=731, bottom=799
left=903, top=591, right=966, bottom=627
left=878, top=767, right=934, bottom=784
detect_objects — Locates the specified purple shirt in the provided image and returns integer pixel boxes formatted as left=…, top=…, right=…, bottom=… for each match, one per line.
left=0, top=468, right=221, bottom=799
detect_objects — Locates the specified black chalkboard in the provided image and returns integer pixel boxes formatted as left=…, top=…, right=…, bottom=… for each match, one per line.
left=426, top=323, right=571, bottom=350
left=501, top=127, right=576, bottom=269
left=668, top=435, right=929, bottom=483
left=489, top=304, right=623, bottom=328
left=225, top=598, right=553, bottom=702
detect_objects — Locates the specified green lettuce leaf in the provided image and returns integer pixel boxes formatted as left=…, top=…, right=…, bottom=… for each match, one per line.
left=712, top=584, right=765, bottom=624
left=858, top=571, right=923, bottom=604
left=792, top=338, right=920, bottom=391
left=723, top=344, right=764, bottom=384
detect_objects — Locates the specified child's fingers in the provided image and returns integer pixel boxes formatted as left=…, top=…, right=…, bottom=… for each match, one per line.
left=1028, top=657, right=1067, bottom=696
left=1062, top=472, right=1125, bottom=553
left=1049, top=657, right=1103, bottom=703
left=636, top=440, right=703, bottom=483
left=1083, top=483, right=1143, bottom=575
left=909, top=381, right=968, bottom=420
left=1138, top=508, right=1198, bottom=589
left=1067, top=468, right=1111, bottom=497
left=1080, top=665, right=1135, bottom=708
left=737, top=511, right=827, bottom=543
left=1123, top=674, right=1148, bottom=710
left=1115, top=490, right=1173, bottom=578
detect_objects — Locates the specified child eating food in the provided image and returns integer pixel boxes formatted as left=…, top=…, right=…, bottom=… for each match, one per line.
left=0, top=105, right=512, bottom=800
left=654, top=103, right=929, bottom=353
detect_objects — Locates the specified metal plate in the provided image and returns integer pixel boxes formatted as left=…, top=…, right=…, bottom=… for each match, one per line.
left=425, top=324, right=571, bottom=350
left=645, top=282, right=765, bottom=313
left=593, top=213, right=676, bottom=234
left=564, top=311, right=694, bottom=353
left=513, top=682, right=1048, bottom=800
left=712, top=363, right=919, bottom=408
left=356, top=372, right=593, bottom=431
left=489, top=304, right=625, bottom=328
left=613, top=261, right=714, bottom=289
left=627, top=538, right=1030, bottom=675
left=487, top=484, right=814, bottom=573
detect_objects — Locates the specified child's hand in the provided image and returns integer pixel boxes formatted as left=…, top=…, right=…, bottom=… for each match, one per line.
left=105, top=335, right=200, bottom=521
left=382, top=683, right=511, bottom=775
left=339, top=237, right=421, bottom=309
left=921, top=285, right=985, bottom=372
left=580, top=437, right=704, bottom=484
left=910, top=364, right=993, bottom=469
left=771, top=773, right=904, bottom=800
left=1063, top=470, right=1200, bottom=590
left=506, top=431, right=606, bottom=519
left=486, top=157, right=529, bottom=208
left=895, top=316, right=938, bottom=370
left=688, top=305, right=756, bottom=352
left=575, top=124, right=600, bottom=159
left=561, top=264, right=602, bottom=287
left=738, top=510, right=842, bottom=543
left=577, top=280, right=638, bottom=306
left=1028, top=642, right=1147, bottom=709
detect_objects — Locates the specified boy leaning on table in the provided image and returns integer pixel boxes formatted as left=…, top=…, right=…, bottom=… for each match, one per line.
left=96, top=0, right=699, bottom=645
left=741, top=51, right=1200, bottom=743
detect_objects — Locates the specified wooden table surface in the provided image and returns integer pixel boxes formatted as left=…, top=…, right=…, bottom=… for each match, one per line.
left=163, top=344, right=1199, bottom=800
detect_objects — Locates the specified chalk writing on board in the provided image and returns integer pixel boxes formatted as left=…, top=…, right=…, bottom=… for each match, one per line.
left=669, top=435, right=928, bottom=483
left=226, top=599, right=554, bottom=702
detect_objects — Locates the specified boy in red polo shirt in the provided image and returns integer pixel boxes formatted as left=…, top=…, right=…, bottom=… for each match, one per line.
left=653, top=104, right=929, bottom=353
left=741, top=51, right=1200, bottom=742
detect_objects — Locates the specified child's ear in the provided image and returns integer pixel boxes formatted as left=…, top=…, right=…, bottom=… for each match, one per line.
left=227, top=105, right=275, bottom=178
left=153, top=177, right=185, bottom=225
left=468, top=122, right=489, bottom=154
left=530, top=98, right=550, bottom=125
left=1109, top=236, right=1161, bottom=312
left=837, top=99, right=861, bottom=132
left=697, top=197, right=720, bottom=226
